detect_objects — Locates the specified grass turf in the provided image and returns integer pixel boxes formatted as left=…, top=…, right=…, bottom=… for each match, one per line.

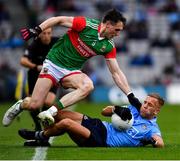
left=0, top=101, right=180, bottom=160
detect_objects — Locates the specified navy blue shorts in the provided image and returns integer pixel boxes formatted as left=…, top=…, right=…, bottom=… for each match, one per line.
left=79, top=115, right=107, bottom=147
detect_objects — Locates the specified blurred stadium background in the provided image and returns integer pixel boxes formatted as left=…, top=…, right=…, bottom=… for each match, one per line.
left=0, top=0, right=180, bottom=104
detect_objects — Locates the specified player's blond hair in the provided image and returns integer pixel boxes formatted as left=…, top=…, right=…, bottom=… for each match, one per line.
left=148, top=93, right=165, bottom=107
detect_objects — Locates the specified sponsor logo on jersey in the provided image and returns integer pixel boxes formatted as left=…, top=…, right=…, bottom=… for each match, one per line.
left=68, top=31, right=97, bottom=58
left=77, top=38, right=97, bottom=57
left=92, top=42, right=96, bottom=46
left=142, top=124, right=147, bottom=130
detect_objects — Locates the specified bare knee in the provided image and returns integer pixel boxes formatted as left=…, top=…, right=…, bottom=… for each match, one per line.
left=44, top=98, right=54, bottom=107
left=79, top=79, right=94, bottom=97
left=58, top=118, right=73, bottom=129
left=44, top=93, right=56, bottom=107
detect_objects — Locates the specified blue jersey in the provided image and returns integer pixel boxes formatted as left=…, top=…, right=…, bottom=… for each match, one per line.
left=103, top=105, right=161, bottom=147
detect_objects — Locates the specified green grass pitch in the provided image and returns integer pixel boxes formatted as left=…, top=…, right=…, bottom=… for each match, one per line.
left=0, top=101, right=180, bottom=160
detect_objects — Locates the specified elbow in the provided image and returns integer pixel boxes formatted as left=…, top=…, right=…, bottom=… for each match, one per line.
left=101, top=110, right=111, bottom=117
left=101, top=106, right=114, bottom=117
left=20, top=58, right=24, bottom=66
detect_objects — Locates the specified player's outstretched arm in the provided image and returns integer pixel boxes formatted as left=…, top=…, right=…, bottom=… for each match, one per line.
left=106, top=58, right=131, bottom=95
left=20, top=16, right=74, bottom=41
left=106, top=58, right=142, bottom=110
left=39, top=16, right=74, bottom=31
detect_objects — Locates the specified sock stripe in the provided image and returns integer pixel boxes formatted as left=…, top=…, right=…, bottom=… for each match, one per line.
left=54, top=98, right=64, bottom=109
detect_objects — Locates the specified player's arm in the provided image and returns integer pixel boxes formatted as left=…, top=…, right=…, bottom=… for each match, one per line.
left=20, top=56, right=42, bottom=72
left=106, top=58, right=131, bottom=95
left=101, top=106, right=114, bottom=116
left=39, top=16, right=74, bottom=30
left=20, top=16, right=74, bottom=41
left=101, top=105, right=132, bottom=121
left=20, top=56, right=36, bottom=69
left=151, top=134, right=164, bottom=148
left=20, top=47, right=43, bottom=72
left=106, top=58, right=142, bottom=110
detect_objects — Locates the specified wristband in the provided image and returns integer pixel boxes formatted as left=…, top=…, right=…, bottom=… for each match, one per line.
left=127, top=91, right=133, bottom=96
left=35, top=26, right=42, bottom=35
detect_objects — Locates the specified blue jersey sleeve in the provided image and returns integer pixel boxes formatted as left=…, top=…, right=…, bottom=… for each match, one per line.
left=150, top=124, right=161, bottom=137
left=128, top=105, right=139, bottom=118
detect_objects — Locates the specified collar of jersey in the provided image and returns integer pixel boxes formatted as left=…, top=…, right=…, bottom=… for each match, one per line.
left=98, top=24, right=105, bottom=40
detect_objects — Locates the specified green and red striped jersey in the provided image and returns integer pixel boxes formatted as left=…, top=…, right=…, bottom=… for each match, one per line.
left=47, top=16, right=116, bottom=70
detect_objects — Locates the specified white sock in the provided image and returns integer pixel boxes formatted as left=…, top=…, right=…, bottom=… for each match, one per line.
left=47, top=106, right=58, bottom=116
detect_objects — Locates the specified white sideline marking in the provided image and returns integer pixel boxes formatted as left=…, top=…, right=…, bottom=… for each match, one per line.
left=32, top=137, right=54, bottom=161
left=32, top=104, right=77, bottom=160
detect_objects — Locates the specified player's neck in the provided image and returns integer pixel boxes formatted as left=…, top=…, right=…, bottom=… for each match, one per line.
left=99, top=23, right=106, bottom=38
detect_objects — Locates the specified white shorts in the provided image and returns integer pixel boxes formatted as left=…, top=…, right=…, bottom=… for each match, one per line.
left=39, top=59, right=82, bottom=86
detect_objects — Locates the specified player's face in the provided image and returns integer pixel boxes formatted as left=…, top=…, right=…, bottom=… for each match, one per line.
left=39, top=28, right=52, bottom=44
left=104, top=21, right=124, bottom=39
left=140, top=96, right=160, bottom=119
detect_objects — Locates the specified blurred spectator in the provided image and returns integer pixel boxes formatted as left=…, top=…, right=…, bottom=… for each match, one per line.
left=0, top=1, right=12, bottom=41
left=130, top=53, right=153, bottom=67
left=151, top=36, right=173, bottom=48
left=0, top=1, right=11, bottom=22
left=126, top=20, right=148, bottom=39
left=161, top=65, right=174, bottom=85
left=112, top=0, right=127, bottom=12
left=0, top=61, right=17, bottom=101
left=45, top=0, right=82, bottom=13
left=94, top=0, right=113, bottom=13
left=168, top=13, right=180, bottom=31
left=174, top=35, right=180, bottom=59
left=159, top=0, right=178, bottom=13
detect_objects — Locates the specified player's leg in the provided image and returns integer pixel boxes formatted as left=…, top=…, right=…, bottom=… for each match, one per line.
left=29, top=77, right=53, bottom=110
left=30, top=110, right=41, bottom=130
left=28, top=71, right=42, bottom=131
left=48, top=118, right=91, bottom=145
left=38, top=73, right=94, bottom=124
left=44, top=91, right=56, bottom=107
left=18, top=111, right=88, bottom=142
left=60, top=73, right=94, bottom=107
left=19, top=111, right=106, bottom=147
left=54, top=110, right=84, bottom=123
left=2, top=77, right=53, bottom=126
left=22, top=91, right=56, bottom=146
left=29, top=88, right=56, bottom=130
left=19, top=119, right=90, bottom=145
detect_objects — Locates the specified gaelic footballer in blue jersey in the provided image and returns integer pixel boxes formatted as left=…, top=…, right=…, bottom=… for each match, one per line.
left=18, top=93, right=165, bottom=148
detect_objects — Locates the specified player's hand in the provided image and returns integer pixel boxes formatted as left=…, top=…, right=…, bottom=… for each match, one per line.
left=114, top=106, right=132, bottom=121
left=127, top=92, right=142, bottom=110
left=20, top=26, right=42, bottom=41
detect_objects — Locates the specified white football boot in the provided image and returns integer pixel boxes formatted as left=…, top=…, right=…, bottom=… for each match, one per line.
left=38, top=106, right=57, bottom=126
left=2, top=100, right=23, bottom=126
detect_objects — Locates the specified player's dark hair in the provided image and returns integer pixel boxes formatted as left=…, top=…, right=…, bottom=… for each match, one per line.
left=148, top=93, right=165, bottom=106
left=102, top=8, right=126, bottom=27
